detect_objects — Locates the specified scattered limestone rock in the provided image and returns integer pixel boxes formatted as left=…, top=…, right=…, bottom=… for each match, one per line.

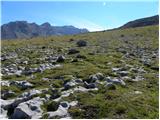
left=10, top=81, right=33, bottom=89
left=1, top=80, right=33, bottom=89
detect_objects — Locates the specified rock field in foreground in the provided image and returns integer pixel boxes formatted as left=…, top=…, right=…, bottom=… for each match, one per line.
left=1, top=25, right=159, bottom=119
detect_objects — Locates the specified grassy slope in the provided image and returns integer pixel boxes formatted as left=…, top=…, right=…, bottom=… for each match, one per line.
left=1, top=25, right=159, bottom=118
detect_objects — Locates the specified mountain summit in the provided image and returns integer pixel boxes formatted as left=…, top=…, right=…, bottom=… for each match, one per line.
left=1, top=21, right=89, bottom=40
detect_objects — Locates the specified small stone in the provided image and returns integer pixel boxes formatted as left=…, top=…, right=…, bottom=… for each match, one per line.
left=68, top=48, right=80, bottom=54
left=23, top=61, right=28, bottom=64
left=60, top=101, right=69, bottom=108
left=76, top=54, right=87, bottom=59
left=112, top=78, right=126, bottom=86
left=89, top=75, right=98, bottom=82
left=112, top=68, right=121, bottom=72
left=42, top=78, right=49, bottom=81
left=15, top=70, right=22, bottom=76
left=84, top=81, right=96, bottom=89
left=134, top=91, right=142, bottom=94
left=95, top=73, right=104, bottom=80
left=56, top=55, right=65, bottom=62
left=118, top=71, right=129, bottom=77
left=74, top=79, right=83, bottom=83
left=105, top=83, right=116, bottom=90
left=71, top=58, right=78, bottom=62
left=64, top=81, right=76, bottom=90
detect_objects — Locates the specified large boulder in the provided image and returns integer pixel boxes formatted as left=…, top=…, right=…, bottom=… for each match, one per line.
left=76, top=40, right=87, bottom=47
left=11, top=103, right=32, bottom=119
left=11, top=97, right=45, bottom=119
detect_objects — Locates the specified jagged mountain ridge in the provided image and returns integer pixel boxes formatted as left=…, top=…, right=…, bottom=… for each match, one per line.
left=1, top=21, right=89, bottom=39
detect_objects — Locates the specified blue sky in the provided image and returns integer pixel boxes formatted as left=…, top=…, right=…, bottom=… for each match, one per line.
left=1, top=0, right=159, bottom=31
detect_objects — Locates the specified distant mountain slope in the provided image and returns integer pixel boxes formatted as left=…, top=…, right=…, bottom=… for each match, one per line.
left=1, top=21, right=89, bottom=39
left=119, top=15, right=159, bottom=29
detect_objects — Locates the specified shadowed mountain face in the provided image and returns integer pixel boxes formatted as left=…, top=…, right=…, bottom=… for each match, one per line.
left=1, top=21, right=89, bottom=39
left=119, top=15, right=159, bottom=29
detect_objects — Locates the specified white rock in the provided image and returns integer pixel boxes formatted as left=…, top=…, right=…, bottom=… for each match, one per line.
left=11, top=97, right=45, bottom=119
left=118, top=71, right=129, bottom=76
left=15, top=70, right=22, bottom=76
left=69, top=101, right=78, bottom=107
left=132, top=75, right=144, bottom=82
left=0, top=108, right=8, bottom=119
left=64, top=81, right=76, bottom=90
left=47, top=101, right=77, bottom=119
left=1, top=81, right=10, bottom=87
left=112, top=78, right=126, bottom=86
left=134, top=91, right=142, bottom=94
left=95, top=73, right=104, bottom=80
left=112, top=68, right=121, bottom=72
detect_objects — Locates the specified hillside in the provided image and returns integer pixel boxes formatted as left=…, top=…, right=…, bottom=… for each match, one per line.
left=1, top=25, right=158, bottom=119
left=1, top=21, right=88, bottom=39
left=119, top=15, right=159, bottom=29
